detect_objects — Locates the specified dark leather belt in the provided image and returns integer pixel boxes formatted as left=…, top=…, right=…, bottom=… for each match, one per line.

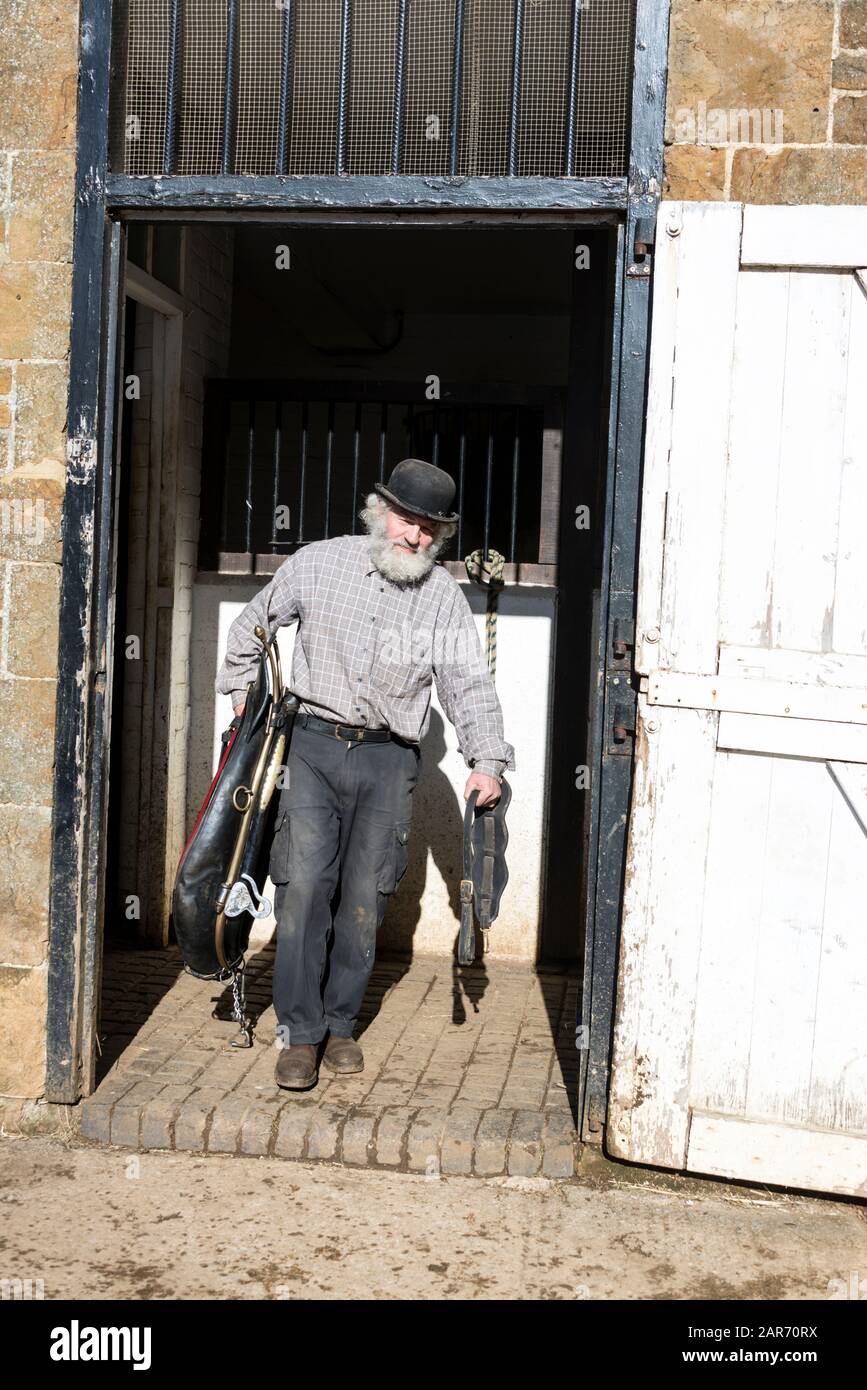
left=299, top=711, right=392, bottom=743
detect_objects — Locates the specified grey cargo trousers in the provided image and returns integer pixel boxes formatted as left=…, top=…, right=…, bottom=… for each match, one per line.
left=269, top=716, right=419, bottom=1045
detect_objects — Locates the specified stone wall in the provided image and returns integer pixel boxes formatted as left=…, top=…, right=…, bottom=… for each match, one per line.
left=664, top=0, right=867, bottom=202
left=0, top=1, right=79, bottom=1099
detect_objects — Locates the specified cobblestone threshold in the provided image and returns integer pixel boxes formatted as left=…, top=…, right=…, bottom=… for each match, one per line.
left=79, top=1092, right=577, bottom=1179
left=79, top=945, right=581, bottom=1181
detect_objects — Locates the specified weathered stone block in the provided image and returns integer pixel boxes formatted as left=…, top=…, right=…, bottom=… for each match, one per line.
left=541, top=1112, right=578, bottom=1180
left=440, top=1106, right=482, bottom=1176
left=273, top=1100, right=318, bottom=1159
left=840, top=0, right=867, bottom=49
left=173, top=1089, right=224, bottom=1151
left=0, top=963, right=46, bottom=1097
left=0, top=466, right=64, bottom=565
left=339, top=1107, right=378, bottom=1166
left=406, top=1108, right=447, bottom=1173
left=0, top=678, right=57, bottom=805
left=832, top=52, right=867, bottom=89
left=8, top=152, right=76, bottom=261
left=7, top=564, right=60, bottom=679
left=731, top=145, right=867, bottom=202
left=833, top=95, right=867, bottom=144
left=473, top=1108, right=514, bottom=1177
left=0, top=0, right=79, bottom=150
left=666, top=0, right=834, bottom=145
left=0, top=805, right=50, bottom=966
left=507, top=1110, right=545, bottom=1178
left=239, top=1099, right=284, bottom=1156
left=14, top=363, right=70, bottom=473
left=373, top=1106, right=416, bottom=1168
left=0, top=265, right=73, bottom=360
left=306, top=1103, right=346, bottom=1161
left=207, top=1095, right=251, bottom=1153
left=663, top=144, right=728, bottom=200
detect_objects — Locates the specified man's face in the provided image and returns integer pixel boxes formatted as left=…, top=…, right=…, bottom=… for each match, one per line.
left=383, top=504, right=438, bottom=555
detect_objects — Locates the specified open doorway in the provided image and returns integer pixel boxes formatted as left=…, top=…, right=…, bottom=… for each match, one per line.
left=98, top=216, right=615, bottom=1082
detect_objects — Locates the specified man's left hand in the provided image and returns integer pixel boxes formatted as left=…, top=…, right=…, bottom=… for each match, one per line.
left=464, top=771, right=501, bottom=809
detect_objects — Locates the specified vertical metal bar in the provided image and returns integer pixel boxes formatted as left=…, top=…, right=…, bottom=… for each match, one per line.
left=270, top=397, right=282, bottom=545
left=324, top=399, right=335, bottom=536
left=564, top=0, right=582, bottom=176
left=507, top=0, right=525, bottom=176
left=378, top=402, right=388, bottom=481
left=336, top=0, right=352, bottom=175
left=276, top=0, right=295, bottom=174
left=483, top=410, right=494, bottom=564
left=510, top=407, right=520, bottom=563
left=298, top=398, right=308, bottom=543
left=351, top=400, right=361, bottom=532
left=163, top=0, right=183, bottom=175
left=221, top=0, right=239, bottom=175
left=448, top=0, right=465, bottom=174
left=245, top=396, right=255, bottom=554
left=456, top=408, right=466, bottom=557
left=220, top=396, right=231, bottom=552
left=391, top=0, right=409, bottom=174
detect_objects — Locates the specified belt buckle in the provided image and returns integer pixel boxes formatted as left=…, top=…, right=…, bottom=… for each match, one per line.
left=336, top=723, right=362, bottom=742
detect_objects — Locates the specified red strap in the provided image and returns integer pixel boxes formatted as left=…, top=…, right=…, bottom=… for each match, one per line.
left=176, top=726, right=239, bottom=873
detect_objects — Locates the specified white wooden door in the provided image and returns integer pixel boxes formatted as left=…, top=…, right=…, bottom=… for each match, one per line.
left=608, top=203, right=867, bottom=1198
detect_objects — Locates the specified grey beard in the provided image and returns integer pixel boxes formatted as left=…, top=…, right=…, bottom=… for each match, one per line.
left=363, top=510, right=448, bottom=584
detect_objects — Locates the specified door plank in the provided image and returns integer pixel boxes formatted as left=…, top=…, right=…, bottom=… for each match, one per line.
left=690, top=750, right=774, bottom=1117
left=647, top=670, right=867, bottom=723
left=608, top=704, right=718, bottom=1167
left=688, top=1114, right=867, bottom=1197
left=719, top=270, right=789, bottom=649
left=808, top=785, right=867, bottom=1133
left=635, top=202, right=683, bottom=677
left=772, top=272, right=851, bottom=653
left=744, top=757, right=834, bottom=1125
left=717, top=712, right=867, bottom=763
left=741, top=204, right=867, bottom=270
left=833, top=279, right=867, bottom=654
left=659, top=203, right=741, bottom=675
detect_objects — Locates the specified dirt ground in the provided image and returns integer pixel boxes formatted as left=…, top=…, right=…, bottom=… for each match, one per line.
left=1, top=1131, right=865, bottom=1301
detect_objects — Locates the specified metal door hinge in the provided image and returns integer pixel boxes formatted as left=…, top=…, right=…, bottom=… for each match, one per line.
left=626, top=215, right=656, bottom=279
left=611, top=617, right=635, bottom=662
left=610, top=698, right=636, bottom=755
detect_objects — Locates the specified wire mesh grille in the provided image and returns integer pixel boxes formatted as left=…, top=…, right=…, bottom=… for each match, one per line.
left=115, top=0, right=635, bottom=179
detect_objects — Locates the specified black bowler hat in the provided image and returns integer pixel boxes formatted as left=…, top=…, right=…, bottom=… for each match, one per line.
left=374, top=458, right=460, bottom=524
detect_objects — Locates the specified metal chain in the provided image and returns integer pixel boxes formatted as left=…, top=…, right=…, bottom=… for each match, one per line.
left=229, top=965, right=253, bottom=1048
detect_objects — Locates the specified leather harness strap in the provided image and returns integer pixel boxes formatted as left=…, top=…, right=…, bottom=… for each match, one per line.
left=458, top=779, right=513, bottom=965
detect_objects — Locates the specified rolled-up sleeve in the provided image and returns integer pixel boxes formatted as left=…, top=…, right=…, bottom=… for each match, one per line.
left=215, top=554, right=301, bottom=706
left=432, top=584, right=515, bottom=779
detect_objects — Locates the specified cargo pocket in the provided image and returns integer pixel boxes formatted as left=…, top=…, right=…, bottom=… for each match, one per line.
left=389, top=817, right=414, bottom=895
left=268, top=809, right=291, bottom=885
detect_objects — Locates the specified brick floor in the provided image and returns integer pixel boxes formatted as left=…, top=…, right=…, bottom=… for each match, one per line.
left=81, top=940, right=581, bottom=1179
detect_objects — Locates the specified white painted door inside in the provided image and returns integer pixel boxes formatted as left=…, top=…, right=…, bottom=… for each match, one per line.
left=608, top=202, right=867, bottom=1198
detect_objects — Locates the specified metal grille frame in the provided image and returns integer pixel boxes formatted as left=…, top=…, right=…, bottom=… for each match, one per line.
left=112, top=0, right=635, bottom=183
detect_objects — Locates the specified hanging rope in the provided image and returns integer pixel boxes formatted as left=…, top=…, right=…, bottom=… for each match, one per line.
left=464, top=548, right=506, bottom=679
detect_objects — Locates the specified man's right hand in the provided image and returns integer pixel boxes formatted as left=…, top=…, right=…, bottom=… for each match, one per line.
left=233, top=703, right=246, bottom=719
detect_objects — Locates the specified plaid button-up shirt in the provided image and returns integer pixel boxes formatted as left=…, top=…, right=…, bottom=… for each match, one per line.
left=215, top=534, right=515, bottom=779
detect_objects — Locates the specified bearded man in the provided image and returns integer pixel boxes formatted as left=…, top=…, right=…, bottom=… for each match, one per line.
left=215, top=458, right=515, bottom=1091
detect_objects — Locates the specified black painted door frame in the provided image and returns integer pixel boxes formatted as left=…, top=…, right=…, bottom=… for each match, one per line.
left=46, top=0, right=671, bottom=1108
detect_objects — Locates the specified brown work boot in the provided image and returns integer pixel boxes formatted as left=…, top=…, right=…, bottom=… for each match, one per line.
left=321, top=1035, right=364, bottom=1075
left=275, top=1042, right=320, bottom=1090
